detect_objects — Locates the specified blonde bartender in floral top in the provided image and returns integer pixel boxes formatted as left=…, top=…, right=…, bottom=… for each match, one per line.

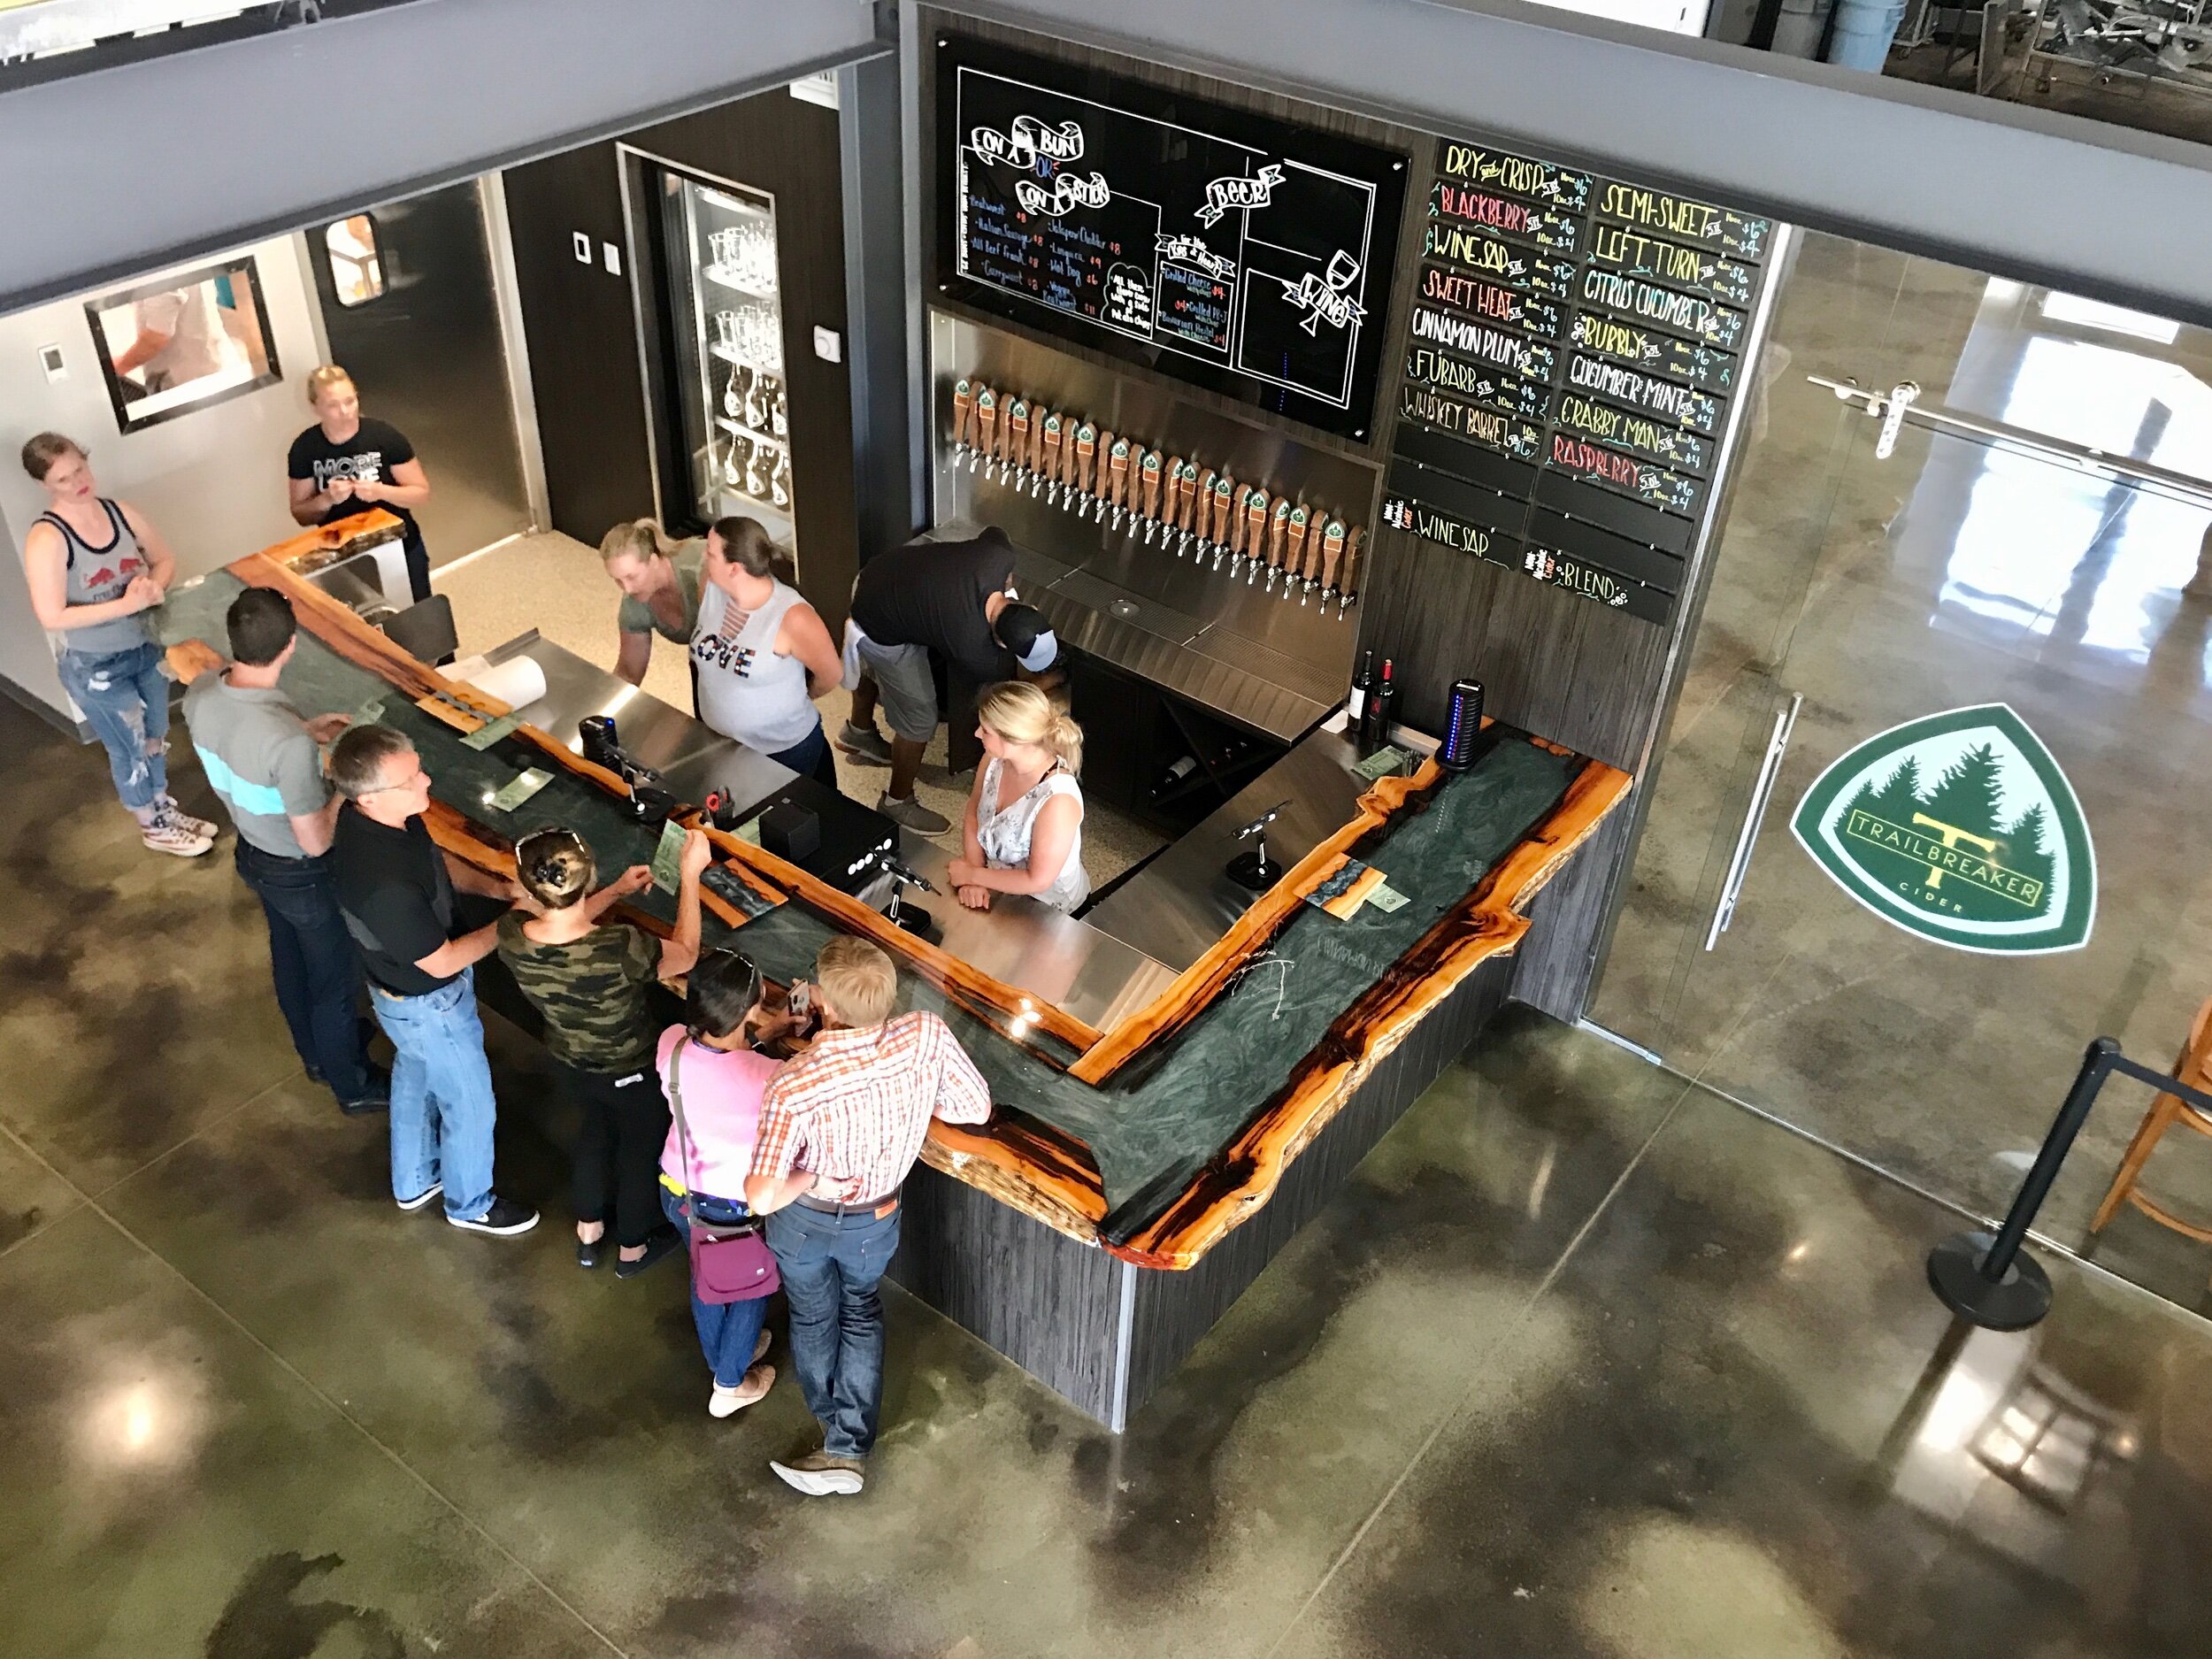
left=691, top=518, right=844, bottom=788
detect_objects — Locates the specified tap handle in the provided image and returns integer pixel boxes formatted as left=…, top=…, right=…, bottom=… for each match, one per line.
left=1245, top=489, right=1272, bottom=560
left=1074, top=424, right=1097, bottom=495
left=975, top=388, right=998, bottom=462
left=1041, top=411, right=1064, bottom=486
left=951, top=379, right=973, bottom=449
left=1338, top=526, right=1365, bottom=600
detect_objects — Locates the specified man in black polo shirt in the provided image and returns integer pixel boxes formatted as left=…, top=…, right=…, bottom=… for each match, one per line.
left=836, top=526, right=1058, bottom=834
left=329, top=724, right=537, bottom=1235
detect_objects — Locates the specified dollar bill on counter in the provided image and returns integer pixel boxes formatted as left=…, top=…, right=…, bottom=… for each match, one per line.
left=650, top=818, right=690, bottom=893
left=1366, top=879, right=1410, bottom=912
left=460, top=710, right=527, bottom=752
left=1349, top=745, right=1412, bottom=783
left=485, top=767, right=554, bottom=813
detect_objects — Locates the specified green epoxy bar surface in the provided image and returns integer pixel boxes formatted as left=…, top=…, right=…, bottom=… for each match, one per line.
left=163, top=573, right=1578, bottom=1223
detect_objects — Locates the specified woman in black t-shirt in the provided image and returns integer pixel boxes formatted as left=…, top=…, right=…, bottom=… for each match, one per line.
left=287, top=365, right=434, bottom=601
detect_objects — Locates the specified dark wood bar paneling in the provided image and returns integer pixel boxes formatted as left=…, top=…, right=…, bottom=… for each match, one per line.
left=889, top=1164, right=1128, bottom=1424
left=1120, top=949, right=1514, bottom=1419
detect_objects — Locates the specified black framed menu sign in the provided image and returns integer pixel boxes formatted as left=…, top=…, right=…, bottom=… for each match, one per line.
left=933, top=32, right=1409, bottom=441
left=1382, top=137, right=1779, bottom=626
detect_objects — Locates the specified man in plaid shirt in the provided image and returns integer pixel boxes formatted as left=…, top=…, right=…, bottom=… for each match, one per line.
left=746, top=935, right=991, bottom=1495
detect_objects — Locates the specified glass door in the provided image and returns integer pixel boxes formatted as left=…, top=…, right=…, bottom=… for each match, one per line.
left=1590, top=233, right=2212, bottom=1306
left=656, top=167, right=795, bottom=553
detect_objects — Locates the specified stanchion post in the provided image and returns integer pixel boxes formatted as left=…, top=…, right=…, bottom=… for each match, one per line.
left=1926, top=1036, right=2120, bottom=1331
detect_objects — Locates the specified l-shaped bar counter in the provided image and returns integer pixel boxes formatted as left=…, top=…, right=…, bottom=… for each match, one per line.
left=164, top=513, right=1629, bottom=1430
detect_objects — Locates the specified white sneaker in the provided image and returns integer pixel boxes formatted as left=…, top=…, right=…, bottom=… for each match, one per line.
left=157, top=796, right=219, bottom=841
left=709, top=1362, right=775, bottom=1417
left=142, top=820, right=213, bottom=857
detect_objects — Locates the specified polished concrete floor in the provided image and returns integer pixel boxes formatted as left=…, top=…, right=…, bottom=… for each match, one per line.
left=5, top=694, right=2211, bottom=1657
left=1590, top=231, right=2212, bottom=1315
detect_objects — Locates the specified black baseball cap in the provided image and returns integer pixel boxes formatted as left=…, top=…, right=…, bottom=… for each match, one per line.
left=994, top=602, right=1058, bottom=672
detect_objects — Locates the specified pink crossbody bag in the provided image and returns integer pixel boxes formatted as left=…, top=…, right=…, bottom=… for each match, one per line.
left=666, top=1040, right=780, bottom=1303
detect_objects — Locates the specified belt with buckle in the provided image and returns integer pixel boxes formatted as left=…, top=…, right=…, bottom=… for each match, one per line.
left=795, top=1189, right=900, bottom=1219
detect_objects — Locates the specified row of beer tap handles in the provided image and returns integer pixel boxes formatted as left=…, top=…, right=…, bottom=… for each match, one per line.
left=949, top=380, right=1363, bottom=612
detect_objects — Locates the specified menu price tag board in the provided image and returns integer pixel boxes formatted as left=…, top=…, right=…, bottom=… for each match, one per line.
left=934, top=32, right=1409, bottom=441
left=1385, top=136, right=1778, bottom=628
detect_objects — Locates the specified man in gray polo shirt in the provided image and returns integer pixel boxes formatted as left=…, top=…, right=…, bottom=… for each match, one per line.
left=183, top=587, right=387, bottom=1114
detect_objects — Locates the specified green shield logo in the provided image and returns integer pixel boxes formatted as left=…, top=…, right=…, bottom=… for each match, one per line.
left=1790, top=703, right=2095, bottom=954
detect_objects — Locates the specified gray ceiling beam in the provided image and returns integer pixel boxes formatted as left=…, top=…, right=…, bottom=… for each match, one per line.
left=933, top=0, right=2212, bottom=327
left=0, top=0, right=885, bottom=312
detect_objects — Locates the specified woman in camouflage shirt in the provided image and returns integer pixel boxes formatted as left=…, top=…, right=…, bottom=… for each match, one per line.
left=497, top=825, right=711, bottom=1275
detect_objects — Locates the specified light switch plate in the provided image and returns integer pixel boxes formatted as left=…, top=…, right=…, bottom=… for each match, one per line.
left=813, top=326, right=842, bottom=364
left=572, top=231, right=591, bottom=264
left=37, top=343, right=65, bottom=382
left=602, top=241, right=621, bottom=276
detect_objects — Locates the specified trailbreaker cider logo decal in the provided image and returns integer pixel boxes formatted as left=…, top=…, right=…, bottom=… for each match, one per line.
left=1790, top=703, right=2095, bottom=955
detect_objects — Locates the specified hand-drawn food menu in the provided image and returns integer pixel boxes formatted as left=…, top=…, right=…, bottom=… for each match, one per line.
left=935, top=33, right=1409, bottom=442
left=1383, top=138, right=1778, bottom=626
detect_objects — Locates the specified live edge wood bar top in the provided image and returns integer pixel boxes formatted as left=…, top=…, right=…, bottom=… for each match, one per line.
left=165, top=518, right=1630, bottom=1270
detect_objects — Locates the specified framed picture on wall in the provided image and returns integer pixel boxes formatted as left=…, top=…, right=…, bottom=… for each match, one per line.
left=85, top=257, right=282, bottom=434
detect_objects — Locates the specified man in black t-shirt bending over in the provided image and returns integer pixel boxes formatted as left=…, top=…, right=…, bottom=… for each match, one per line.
left=837, top=526, right=1058, bottom=835
left=288, top=365, right=434, bottom=602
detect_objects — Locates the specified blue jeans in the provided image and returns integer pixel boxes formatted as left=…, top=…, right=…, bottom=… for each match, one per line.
left=235, top=841, right=372, bottom=1101
left=58, top=642, right=170, bottom=812
left=768, top=719, right=840, bottom=790
left=766, top=1202, right=900, bottom=1457
left=661, top=1186, right=770, bottom=1387
left=368, top=967, right=498, bottom=1219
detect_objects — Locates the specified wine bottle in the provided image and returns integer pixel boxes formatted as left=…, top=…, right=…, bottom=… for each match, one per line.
left=1347, top=649, right=1374, bottom=727
left=1150, top=754, right=1199, bottom=799
left=1360, top=657, right=1395, bottom=753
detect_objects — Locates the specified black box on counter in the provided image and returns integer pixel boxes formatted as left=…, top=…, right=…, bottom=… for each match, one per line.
left=761, top=800, right=821, bottom=863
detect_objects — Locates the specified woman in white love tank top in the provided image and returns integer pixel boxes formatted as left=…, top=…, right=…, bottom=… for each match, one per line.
left=948, top=681, right=1089, bottom=915
left=688, top=516, right=845, bottom=789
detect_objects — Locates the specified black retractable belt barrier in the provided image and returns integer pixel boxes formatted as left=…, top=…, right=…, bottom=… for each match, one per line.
left=1928, top=1035, right=2212, bottom=1329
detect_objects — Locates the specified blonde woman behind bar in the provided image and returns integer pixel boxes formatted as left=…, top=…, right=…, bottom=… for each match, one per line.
left=947, top=681, right=1088, bottom=914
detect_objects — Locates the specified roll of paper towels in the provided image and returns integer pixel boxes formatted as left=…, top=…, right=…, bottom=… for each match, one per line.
left=465, top=655, right=548, bottom=711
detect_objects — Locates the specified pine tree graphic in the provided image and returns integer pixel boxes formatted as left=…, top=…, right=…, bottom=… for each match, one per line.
left=2002, top=803, right=2055, bottom=900
left=1847, top=757, right=1923, bottom=826
left=1919, top=743, right=2005, bottom=841
left=1838, top=741, right=2051, bottom=922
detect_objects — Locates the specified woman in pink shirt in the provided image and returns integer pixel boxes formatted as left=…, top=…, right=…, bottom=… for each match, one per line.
left=658, top=949, right=789, bottom=1417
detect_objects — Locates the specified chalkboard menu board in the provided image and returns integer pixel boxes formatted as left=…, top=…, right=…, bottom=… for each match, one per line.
left=934, top=33, right=1409, bottom=441
left=1381, top=138, right=1778, bottom=626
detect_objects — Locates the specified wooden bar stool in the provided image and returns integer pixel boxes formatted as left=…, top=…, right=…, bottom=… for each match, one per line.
left=2090, top=993, right=2212, bottom=1246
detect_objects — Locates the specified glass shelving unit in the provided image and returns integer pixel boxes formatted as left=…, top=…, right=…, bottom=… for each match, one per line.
left=659, top=172, right=795, bottom=554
